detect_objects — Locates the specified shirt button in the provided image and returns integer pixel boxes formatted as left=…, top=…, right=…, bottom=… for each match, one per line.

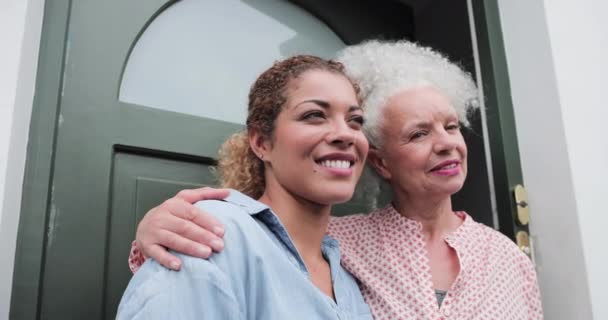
left=443, top=309, right=451, bottom=317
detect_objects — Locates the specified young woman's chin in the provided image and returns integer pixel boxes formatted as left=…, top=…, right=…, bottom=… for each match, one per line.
left=306, top=185, right=356, bottom=206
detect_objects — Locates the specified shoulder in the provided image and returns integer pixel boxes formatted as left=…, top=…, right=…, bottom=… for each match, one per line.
left=328, top=208, right=385, bottom=260
left=465, top=214, right=535, bottom=272
left=328, top=212, right=376, bottom=245
left=194, top=190, right=267, bottom=238
left=329, top=213, right=370, bottom=234
left=328, top=206, right=389, bottom=233
left=118, top=255, right=236, bottom=319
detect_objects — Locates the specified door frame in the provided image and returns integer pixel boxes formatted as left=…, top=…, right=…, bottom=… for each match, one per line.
left=470, top=0, right=525, bottom=240
left=10, top=0, right=524, bottom=318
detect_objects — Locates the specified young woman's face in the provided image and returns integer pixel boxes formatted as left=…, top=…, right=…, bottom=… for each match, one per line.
left=259, top=70, right=369, bottom=205
left=372, top=85, right=468, bottom=199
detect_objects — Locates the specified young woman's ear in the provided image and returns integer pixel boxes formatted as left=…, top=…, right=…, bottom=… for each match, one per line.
left=249, top=130, right=271, bottom=162
left=368, top=148, right=391, bottom=180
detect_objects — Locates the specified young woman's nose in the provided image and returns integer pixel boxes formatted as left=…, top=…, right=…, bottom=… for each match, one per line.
left=326, top=119, right=356, bottom=148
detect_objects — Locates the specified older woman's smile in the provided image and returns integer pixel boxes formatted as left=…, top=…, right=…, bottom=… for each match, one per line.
left=429, top=159, right=461, bottom=176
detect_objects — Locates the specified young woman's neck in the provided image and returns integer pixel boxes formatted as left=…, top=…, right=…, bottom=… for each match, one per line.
left=258, top=180, right=331, bottom=262
left=392, top=188, right=461, bottom=240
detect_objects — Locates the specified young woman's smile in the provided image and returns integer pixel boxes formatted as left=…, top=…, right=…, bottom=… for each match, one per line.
left=259, top=70, right=368, bottom=205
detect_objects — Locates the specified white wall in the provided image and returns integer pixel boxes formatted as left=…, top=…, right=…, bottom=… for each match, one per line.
left=543, top=1, right=608, bottom=319
left=0, top=0, right=45, bottom=318
left=498, top=0, right=607, bottom=318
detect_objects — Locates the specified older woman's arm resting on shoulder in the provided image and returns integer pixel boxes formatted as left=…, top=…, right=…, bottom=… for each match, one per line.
left=129, top=187, right=229, bottom=272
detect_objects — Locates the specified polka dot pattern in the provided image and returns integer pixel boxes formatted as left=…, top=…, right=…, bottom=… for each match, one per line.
left=128, top=241, right=145, bottom=273
left=328, top=205, right=544, bottom=319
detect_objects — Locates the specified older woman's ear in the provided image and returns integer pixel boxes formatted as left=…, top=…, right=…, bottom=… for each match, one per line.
left=368, top=148, right=391, bottom=180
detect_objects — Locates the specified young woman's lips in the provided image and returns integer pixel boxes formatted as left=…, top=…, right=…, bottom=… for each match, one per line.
left=315, top=154, right=356, bottom=177
left=430, top=160, right=461, bottom=176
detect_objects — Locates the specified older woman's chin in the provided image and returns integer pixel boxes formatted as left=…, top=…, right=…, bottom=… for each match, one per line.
left=446, top=181, right=467, bottom=197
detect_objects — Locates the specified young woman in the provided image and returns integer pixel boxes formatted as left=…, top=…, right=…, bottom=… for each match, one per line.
left=129, top=41, right=544, bottom=319
left=117, top=55, right=373, bottom=319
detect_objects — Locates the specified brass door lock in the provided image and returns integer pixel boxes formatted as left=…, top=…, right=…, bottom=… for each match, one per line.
left=514, top=184, right=529, bottom=226
left=516, top=230, right=531, bottom=256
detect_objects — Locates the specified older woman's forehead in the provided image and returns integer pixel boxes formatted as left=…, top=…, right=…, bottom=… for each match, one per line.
left=384, top=91, right=456, bottom=115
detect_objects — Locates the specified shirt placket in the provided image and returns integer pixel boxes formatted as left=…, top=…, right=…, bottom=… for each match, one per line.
left=437, top=234, right=466, bottom=319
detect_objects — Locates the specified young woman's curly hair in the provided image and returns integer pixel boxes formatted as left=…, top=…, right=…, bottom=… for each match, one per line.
left=216, top=55, right=358, bottom=199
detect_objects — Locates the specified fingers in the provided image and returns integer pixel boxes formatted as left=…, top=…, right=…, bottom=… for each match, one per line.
left=188, top=209, right=225, bottom=238
left=175, top=187, right=230, bottom=204
left=163, top=197, right=225, bottom=238
left=146, top=244, right=183, bottom=271
left=155, top=213, right=224, bottom=252
left=134, top=187, right=229, bottom=268
left=159, top=229, right=214, bottom=259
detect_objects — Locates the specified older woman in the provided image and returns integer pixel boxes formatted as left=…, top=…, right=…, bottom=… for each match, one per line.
left=129, top=40, right=543, bottom=319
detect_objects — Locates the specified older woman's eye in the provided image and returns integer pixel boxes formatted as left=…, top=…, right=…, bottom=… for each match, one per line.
left=349, top=115, right=365, bottom=128
left=410, top=131, right=427, bottom=140
left=446, top=123, right=461, bottom=131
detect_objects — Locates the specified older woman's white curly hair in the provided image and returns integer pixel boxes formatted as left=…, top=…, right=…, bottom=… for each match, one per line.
left=337, top=40, right=480, bottom=148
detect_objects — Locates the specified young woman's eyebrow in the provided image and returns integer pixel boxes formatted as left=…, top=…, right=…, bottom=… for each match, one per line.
left=295, top=100, right=361, bottom=112
left=295, top=99, right=330, bottom=110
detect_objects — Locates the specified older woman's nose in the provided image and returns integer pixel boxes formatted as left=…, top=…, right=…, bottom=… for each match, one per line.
left=433, top=130, right=458, bottom=154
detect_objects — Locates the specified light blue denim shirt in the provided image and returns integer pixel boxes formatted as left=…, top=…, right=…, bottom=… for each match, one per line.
left=117, top=190, right=372, bottom=320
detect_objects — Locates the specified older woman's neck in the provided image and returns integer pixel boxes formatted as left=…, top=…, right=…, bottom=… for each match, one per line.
left=392, top=192, right=461, bottom=239
left=258, top=187, right=331, bottom=261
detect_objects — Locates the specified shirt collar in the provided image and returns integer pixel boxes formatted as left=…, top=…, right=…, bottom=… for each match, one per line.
left=223, top=189, right=269, bottom=214
left=223, top=189, right=341, bottom=272
left=381, top=203, right=472, bottom=237
left=379, top=204, right=477, bottom=269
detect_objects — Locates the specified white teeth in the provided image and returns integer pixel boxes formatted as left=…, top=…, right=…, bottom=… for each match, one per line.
left=442, top=163, right=457, bottom=169
left=320, top=160, right=351, bottom=169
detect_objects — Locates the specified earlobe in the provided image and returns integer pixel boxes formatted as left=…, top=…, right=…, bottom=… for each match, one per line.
left=368, top=148, right=391, bottom=180
left=249, top=131, right=271, bottom=161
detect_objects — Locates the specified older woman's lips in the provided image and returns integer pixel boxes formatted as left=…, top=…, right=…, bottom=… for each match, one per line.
left=430, top=160, right=461, bottom=176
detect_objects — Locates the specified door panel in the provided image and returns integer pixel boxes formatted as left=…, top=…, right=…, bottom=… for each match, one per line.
left=105, top=151, right=216, bottom=318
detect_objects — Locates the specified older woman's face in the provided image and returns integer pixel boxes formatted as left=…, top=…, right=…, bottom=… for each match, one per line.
left=371, top=85, right=467, bottom=198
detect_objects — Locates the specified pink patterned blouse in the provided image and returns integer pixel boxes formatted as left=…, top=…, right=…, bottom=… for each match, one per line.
left=129, top=205, right=543, bottom=319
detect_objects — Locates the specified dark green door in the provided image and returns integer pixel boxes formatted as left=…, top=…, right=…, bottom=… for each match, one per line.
left=11, top=0, right=525, bottom=319
left=11, top=1, right=241, bottom=319
left=10, top=1, right=368, bottom=319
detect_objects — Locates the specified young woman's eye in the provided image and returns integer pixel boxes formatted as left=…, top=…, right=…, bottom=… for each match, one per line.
left=301, top=111, right=325, bottom=121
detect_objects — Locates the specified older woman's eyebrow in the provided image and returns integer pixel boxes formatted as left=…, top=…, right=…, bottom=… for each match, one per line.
left=401, top=121, right=432, bottom=132
left=348, top=106, right=363, bottom=113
